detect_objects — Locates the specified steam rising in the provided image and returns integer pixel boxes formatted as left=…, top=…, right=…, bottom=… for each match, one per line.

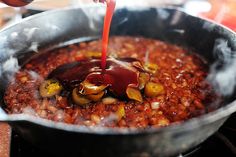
left=73, top=3, right=105, bottom=31
left=23, top=28, right=39, bottom=41
left=85, top=7, right=105, bottom=31
left=28, top=42, right=39, bottom=52
left=208, top=38, right=236, bottom=96
left=0, top=27, right=40, bottom=83
left=2, top=57, right=19, bottom=78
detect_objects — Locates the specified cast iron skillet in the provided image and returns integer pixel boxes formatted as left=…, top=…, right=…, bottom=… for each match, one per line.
left=0, top=6, right=236, bottom=157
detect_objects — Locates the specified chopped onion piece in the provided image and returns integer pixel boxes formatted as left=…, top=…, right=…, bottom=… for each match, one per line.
left=151, top=102, right=160, bottom=109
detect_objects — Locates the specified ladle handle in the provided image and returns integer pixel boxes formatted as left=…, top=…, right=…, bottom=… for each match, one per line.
left=0, top=0, right=33, bottom=7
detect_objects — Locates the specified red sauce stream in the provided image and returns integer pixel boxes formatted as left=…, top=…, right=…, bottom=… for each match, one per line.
left=48, top=0, right=144, bottom=97
left=101, top=0, right=116, bottom=70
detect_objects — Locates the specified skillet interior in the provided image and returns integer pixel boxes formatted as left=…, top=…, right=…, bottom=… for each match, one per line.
left=0, top=6, right=236, bottom=157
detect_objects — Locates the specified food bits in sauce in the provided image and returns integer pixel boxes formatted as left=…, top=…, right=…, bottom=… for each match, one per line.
left=4, top=36, right=219, bottom=128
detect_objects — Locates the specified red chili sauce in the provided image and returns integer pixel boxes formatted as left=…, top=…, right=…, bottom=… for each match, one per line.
left=4, top=36, right=219, bottom=128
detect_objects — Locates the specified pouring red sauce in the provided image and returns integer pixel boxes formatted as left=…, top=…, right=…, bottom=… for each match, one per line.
left=48, top=0, right=146, bottom=98
left=101, top=0, right=116, bottom=70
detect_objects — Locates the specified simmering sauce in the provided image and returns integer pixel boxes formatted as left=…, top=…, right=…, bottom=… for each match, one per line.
left=4, top=36, right=220, bottom=128
left=48, top=58, right=143, bottom=97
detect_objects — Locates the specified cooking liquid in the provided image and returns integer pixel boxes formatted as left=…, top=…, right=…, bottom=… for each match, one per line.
left=49, top=58, right=142, bottom=97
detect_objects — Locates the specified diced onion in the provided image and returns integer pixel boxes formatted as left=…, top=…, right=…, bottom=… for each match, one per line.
left=151, top=102, right=160, bottom=109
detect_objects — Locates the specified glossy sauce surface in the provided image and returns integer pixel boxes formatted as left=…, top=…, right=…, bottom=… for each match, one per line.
left=49, top=58, right=142, bottom=96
